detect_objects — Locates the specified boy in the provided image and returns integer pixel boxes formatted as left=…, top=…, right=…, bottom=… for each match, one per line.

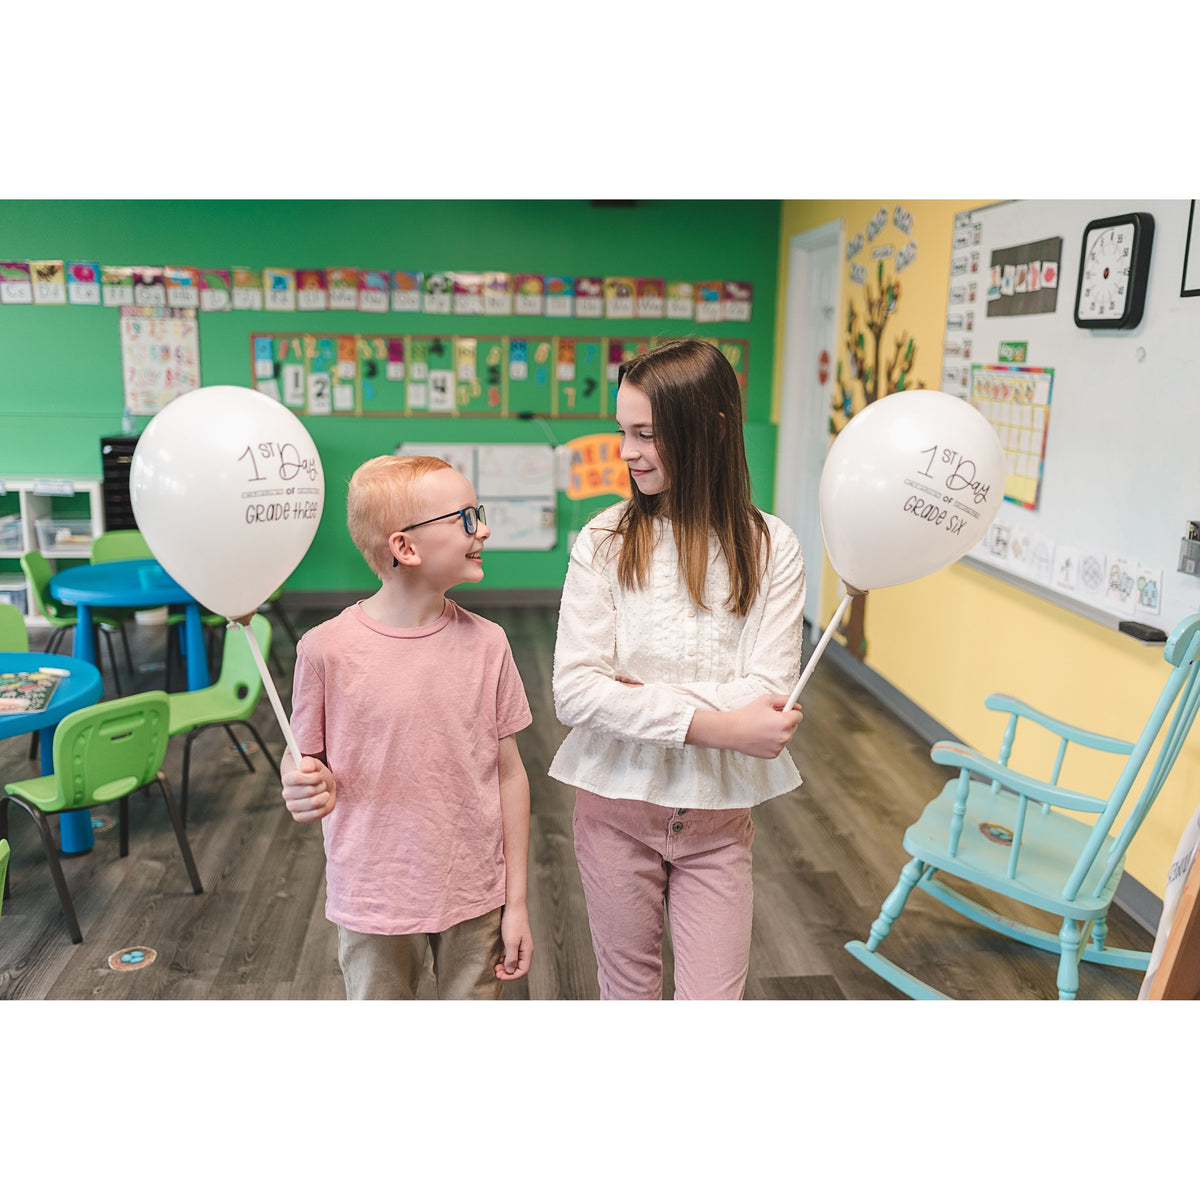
left=280, top=455, right=533, bottom=999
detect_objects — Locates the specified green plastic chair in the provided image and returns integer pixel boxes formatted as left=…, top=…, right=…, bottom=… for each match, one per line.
left=0, top=838, right=9, bottom=921
left=90, top=529, right=152, bottom=561
left=20, top=550, right=130, bottom=694
left=847, top=612, right=1200, bottom=1001
left=0, top=601, right=28, bottom=652
left=167, top=613, right=279, bottom=825
left=1, top=690, right=203, bottom=943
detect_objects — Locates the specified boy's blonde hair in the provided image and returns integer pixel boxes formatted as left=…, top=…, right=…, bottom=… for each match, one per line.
left=347, top=455, right=453, bottom=578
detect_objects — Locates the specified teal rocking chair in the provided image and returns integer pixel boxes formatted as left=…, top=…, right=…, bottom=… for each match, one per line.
left=847, top=613, right=1200, bottom=1001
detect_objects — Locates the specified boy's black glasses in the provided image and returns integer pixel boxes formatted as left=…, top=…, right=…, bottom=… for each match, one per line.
left=401, top=505, right=486, bottom=535
left=392, top=506, right=486, bottom=567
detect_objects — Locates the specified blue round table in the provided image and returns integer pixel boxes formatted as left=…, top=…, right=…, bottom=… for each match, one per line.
left=0, top=651, right=104, bottom=854
left=50, top=558, right=211, bottom=692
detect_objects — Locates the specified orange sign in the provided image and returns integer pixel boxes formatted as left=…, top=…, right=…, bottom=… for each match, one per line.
left=564, top=433, right=630, bottom=501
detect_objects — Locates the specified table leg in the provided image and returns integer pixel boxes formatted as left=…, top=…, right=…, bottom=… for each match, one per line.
left=73, top=602, right=97, bottom=665
left=40, top=728, right=95, bottom=854
left=183, top=603, right=211, bottom=690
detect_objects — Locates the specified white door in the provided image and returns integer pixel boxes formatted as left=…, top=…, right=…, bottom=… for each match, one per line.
left=774, top=220, right=842, bottom=629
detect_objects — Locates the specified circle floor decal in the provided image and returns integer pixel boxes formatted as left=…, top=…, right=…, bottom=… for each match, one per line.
left=108, top=946, right=157, bottom=972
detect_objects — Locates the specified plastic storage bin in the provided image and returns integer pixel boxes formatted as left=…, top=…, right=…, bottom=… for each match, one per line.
left=0, top=515, right=21, bottom=551
left=35, top=518, right=93, bottom=554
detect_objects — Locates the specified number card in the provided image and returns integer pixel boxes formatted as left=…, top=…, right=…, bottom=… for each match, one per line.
left=428, top=369, right=455, bottom=412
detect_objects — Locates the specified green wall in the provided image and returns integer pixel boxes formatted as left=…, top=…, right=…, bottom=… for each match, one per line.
left=0, top=199, right=781, bottom=595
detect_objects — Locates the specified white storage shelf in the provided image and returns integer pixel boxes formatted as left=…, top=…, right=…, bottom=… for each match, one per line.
left=0, top=476, right=106, bottom=625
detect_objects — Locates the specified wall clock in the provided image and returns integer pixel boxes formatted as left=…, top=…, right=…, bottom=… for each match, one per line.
left=1073, top=211, right=1154, bottom=329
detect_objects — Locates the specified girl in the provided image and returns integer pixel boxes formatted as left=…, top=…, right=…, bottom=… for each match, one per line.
left=550, top=337, right=807, bottom=1000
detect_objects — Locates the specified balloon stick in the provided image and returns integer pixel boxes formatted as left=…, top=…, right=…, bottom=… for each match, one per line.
left=235, top=619, right=303, bottom=764
left=785, top=590, right=855, bottom=710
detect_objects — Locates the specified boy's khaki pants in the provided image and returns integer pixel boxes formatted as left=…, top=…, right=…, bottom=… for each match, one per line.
left=337, top=907, right=504, bottom=1000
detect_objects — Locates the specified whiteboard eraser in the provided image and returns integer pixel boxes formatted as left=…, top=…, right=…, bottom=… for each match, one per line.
left=1119, top=620, right=1167, bottom=643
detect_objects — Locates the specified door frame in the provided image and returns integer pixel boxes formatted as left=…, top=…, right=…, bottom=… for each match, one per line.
left=774, top=218, right=844, bottom=630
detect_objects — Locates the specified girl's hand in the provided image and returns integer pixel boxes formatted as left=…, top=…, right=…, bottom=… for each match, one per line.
left=687, top=694, right=803, bottom=759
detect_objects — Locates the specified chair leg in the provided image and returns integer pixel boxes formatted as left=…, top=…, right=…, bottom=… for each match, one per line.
left=119, top=623, right=135, bottom=674
left=866, top=857, right=926, bottom=951
left=0, top=798, right=9, bottom=901
left=119, top=794, right=129, bottom=858
left=6, top=795, right=83, bottom=943
left=46, top=626, right=67, bottom=655
left=180, top=730, right=197, bottom=826
left=100, top=627, right=124, bottom=696
left=1057, top=917, right=1084, bottom=1001
left=156, top=772, right=203, bottom=894
left=28, top=729, right=38, bottom=761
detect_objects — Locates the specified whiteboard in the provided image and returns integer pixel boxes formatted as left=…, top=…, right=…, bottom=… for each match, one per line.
left=942, top=199, right=1200, bottom=637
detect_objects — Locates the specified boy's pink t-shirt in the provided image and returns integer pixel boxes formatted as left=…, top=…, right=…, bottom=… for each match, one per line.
left=289, top=599, right=532, bottom=935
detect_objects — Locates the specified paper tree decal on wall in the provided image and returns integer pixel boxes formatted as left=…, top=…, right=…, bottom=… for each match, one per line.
left=834, top=260, right=925, bottom=422
left=832, top=207, right=925, bottom=660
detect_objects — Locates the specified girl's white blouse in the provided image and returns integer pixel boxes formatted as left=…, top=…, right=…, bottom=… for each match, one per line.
left=549, top=504, right=807, bottom=810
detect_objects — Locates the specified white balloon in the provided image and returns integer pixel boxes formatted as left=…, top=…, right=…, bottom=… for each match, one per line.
left=130, top=386, right=325, bottom=619
left=818, top=389, right=1005, bottom=591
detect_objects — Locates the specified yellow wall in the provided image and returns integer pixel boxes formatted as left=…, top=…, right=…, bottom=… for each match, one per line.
left=774, top=199, right=1199, bottom=899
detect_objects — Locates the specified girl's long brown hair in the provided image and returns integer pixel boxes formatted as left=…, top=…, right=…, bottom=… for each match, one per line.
left=603, top=338, right=769, bottom=616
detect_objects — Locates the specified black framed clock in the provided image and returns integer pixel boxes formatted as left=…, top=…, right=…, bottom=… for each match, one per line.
left=1073, top=211, right=1154, bottom=329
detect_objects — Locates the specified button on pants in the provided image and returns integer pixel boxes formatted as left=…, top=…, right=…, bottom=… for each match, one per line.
left=573, top=789, right=755, bottom=1000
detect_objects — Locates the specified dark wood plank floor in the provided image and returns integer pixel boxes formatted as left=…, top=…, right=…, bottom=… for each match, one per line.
left=0, top=596, right=1154, bottom=1001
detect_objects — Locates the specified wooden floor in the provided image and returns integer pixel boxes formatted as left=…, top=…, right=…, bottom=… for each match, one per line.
left=0, top=597, right=1155, bottom=1001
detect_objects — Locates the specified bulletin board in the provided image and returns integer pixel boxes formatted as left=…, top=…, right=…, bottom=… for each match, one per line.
left=942, top=199, right=1200, bottom=637
left=249, top=332, right=750, bottom=420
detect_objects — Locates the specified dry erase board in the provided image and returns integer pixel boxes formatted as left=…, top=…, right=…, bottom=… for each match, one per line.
left=943, top=199, right=1200, bottom=637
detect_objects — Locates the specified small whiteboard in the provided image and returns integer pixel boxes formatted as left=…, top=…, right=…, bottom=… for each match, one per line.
left=396, top=442, right=557, bottom=550
left=119, top=306, right=201, bottom=416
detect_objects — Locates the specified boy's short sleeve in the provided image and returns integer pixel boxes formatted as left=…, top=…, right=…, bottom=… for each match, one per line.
left=495, top=638, right=532, bottom=740
left=288, top=640, right=326, bottom=758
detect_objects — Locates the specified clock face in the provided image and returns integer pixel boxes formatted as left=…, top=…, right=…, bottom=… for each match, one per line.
left=1077, top=221, right=1136, bottom=321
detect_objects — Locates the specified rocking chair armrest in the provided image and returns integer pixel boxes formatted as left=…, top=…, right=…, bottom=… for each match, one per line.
left=984, top=693, right=1135, bottom=756
left=930, top=741, right=1106, bottom=814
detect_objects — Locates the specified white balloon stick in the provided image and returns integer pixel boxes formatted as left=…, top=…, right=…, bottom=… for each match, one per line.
left=785, top=591, right=854, bottom=710
left=235, top=619, right=303, bottom=764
